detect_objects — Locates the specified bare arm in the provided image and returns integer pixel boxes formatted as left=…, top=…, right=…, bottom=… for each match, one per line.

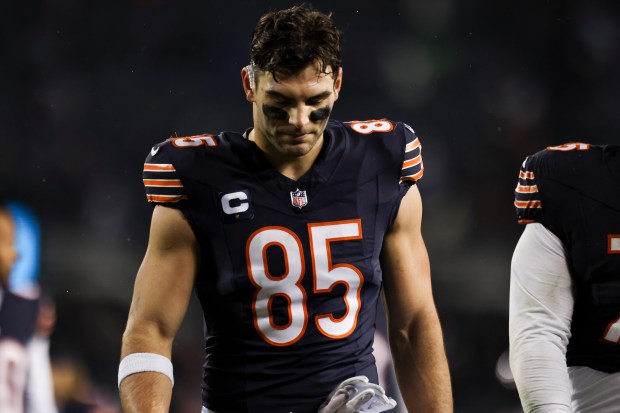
left=120, top=205, right=199, bottom=413
left=381, top=186, right=453, bottom=412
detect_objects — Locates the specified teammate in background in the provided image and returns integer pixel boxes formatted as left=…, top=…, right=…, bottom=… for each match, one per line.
left=119, top=5, right=452, bottom=413
left=0, top=203, right=58, bottom=413
left=509, top=143, right=620, bottom=412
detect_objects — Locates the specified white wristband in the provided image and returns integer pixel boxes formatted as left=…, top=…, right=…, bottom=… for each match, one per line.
left=118, top=352, right=174, bottom=388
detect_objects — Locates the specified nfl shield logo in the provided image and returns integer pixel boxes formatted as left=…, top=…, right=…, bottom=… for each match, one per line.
left=290, top=188, right=308, bottom=209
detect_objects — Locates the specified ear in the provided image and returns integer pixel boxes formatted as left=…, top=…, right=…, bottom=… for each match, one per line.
left=241, top=66, right=256, bottom=102
left=333, top=67, right=343, bottom=101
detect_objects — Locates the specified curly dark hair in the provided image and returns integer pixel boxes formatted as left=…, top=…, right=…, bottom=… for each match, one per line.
left=250, top=4, right=341, bottom=81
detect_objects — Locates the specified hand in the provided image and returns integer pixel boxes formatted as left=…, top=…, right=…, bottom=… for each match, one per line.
left=318, top=376, right=397, bottom=413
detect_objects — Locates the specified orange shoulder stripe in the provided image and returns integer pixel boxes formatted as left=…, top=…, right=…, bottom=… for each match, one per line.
left=402, top=157, right=422, bottom=169
left=146, top=194, right=188, bottom=202
left=143, top=179, right=183, bottom=187
left=144, top=163, right=176, bottom=171
left=514, top=200, right=542, bottom=209
left=405, top=138, right=420, bottom=152
left=515, top=184, right=539, bottom=193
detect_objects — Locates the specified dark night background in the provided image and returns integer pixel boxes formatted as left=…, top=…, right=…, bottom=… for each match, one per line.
left=2, top=0, right=619, bottom=411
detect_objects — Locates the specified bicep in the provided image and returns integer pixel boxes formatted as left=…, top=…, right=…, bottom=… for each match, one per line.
left=509, top=223, right=574, bottom=348
left=122, top=205, right=199, bottom=356
left=381, top=186, right=434, bottom=325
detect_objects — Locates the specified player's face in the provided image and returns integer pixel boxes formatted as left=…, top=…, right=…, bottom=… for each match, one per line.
left=244, top=64, right=342, bottom=160
left=0, top=212, right=17, bottom=287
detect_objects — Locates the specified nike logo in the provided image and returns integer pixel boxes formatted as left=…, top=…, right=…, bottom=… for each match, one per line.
left=150, top=146, right=160, bottom=156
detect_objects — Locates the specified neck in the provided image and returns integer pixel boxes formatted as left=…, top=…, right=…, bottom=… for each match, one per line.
left=275, top=152, right=320, bottom=181
left=248, top=129, right=324, bottom=181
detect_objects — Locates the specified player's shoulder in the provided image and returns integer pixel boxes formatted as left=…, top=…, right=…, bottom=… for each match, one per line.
left=329, top=118, right=419, bottom=150
left=142, top=131, right=240, bottom=205
left=521, top=142, right=603, bottom=181
left=515, top=142, right=612, bottom=225
left=144, top=131, right=246, bottom=166
left=331, top=118, right=415, bottom=136
left=329, top=118, right=424, bottom=183
left=147, top=133, right=220, bottom=158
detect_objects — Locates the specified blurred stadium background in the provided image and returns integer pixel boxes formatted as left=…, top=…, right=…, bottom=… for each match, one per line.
left=2, top=0, right=619, bottom=411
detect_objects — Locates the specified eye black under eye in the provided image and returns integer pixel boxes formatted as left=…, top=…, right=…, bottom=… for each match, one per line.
left=309, top=107, right=331, bottom=122
left=262, top=104, right=288, bottom=121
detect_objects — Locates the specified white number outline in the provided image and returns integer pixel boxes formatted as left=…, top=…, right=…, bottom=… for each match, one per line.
left=171, top=135, right=218, bottom=148
left=547, top=142, right=590, bottom=151
left=602, top=313, right=620, bottom=343
left=246, top=220, right=364, bottom=346
left=348, top=120, right=394, bottom=135
left=247, top=226, right=308, bottom=347
left=310, top=220, right=364, bottom=339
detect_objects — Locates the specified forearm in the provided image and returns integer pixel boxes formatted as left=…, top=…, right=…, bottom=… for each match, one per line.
left=509, top=223, right=574, bottom=413
left=390, top=309, right=452, bottom=412
left=120, top=371, right=173, bottom=413
left=381, top=188, right=453, bottom=411
left=509, top=292, right=572, bottom=413
left=120, top=324, right=175, bottom=413
left=509, top=340, right=571, bottom=413
left=121, top=317, right=175, bottom=357
left=119, top=206, right=197, bottom=412
left=509, top=286, right=573, bottom=413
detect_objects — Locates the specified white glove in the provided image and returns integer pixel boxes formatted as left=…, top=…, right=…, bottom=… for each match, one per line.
left=318, top=376, right=397, bottom=413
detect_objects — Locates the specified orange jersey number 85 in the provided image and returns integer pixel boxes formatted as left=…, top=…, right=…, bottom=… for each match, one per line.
left=246, top=220, right=364, bottom=346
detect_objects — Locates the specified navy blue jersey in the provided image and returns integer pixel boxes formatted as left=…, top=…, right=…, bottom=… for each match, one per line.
left=0, top=291, right=38, bottom=345
left=514, top=142, right=620, bottom=372
left=143, top=119, right=423, bottom=412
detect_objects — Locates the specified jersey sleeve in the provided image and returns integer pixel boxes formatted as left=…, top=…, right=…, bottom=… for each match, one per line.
left=514, top=155, right=543, bottom=224
left=509, top=223, right=573, bottom=412
left=399, top=123, right=424, bottom=184
left=142, top=141, right=188, bottom=204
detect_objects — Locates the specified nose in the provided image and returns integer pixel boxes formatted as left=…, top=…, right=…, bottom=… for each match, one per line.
left=288, top=105, right=311, bottom=130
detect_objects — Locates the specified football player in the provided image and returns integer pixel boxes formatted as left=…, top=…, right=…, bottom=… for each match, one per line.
left=0, top=203, right=57, bottom=413
left=510, top=142, right=620, bottom=412
left=119, top=5, right=453, bottom=413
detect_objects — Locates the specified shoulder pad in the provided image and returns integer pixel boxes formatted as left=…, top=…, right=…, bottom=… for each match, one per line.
left=514, top=154, right=543, bottom=224
left=514, top=142, right=593, bottom=224
left=142, top=139, right=188, bottom=204
left=338, top=119, right=424, bottom=184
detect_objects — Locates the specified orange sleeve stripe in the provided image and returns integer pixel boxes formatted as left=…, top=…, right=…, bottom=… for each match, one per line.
left=519, top=171, right=535, bottom=180
left=405, top=138, right=421, bottom=152
left=402, top=157, right=422, bottom=169
left=144, top=163, right=176, bottom=171
left=514, top=200, right=542, bottom=208
left=518, top=219, right=537, bottom=224
left=143, top=179, right=183, bottom=187
left=515, top=184, right=539, bottom=193
left=146, top=194, right=188, bottom=202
